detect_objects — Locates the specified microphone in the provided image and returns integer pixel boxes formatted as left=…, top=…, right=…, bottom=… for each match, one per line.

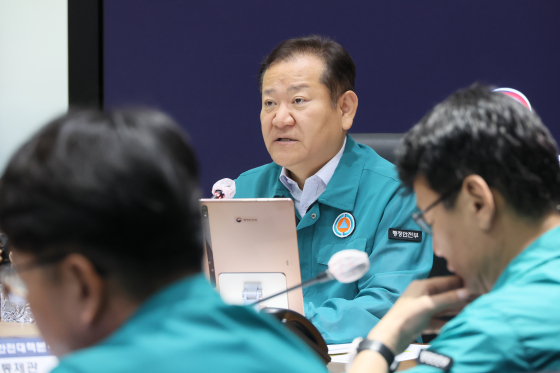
left=211, top=178, right=236, bottom=199
left=254, top=249, right=370, bottom=305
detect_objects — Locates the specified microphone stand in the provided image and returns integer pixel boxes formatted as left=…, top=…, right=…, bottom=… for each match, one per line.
left=255, top=270, right=336, bottom=364
left=254, top=270, right=334, bottom=305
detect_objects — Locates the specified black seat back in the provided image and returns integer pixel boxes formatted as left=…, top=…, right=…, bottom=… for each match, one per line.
left=351, top=133, right=403, bottom=164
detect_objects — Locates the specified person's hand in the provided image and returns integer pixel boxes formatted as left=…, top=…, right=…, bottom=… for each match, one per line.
left=367, top=276, right=473, bottom=355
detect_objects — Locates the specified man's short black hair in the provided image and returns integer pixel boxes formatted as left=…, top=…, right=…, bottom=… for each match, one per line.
left=396, top=83, right=560, bottom=219
left=258, top=35, right=356, bottom=108
left=0, top=109, right=203, bottom=300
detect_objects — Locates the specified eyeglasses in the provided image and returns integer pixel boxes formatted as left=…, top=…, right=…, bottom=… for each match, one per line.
left=0, top=252, right=69, bottom=305
left=412, top=182, right=463, bottom=235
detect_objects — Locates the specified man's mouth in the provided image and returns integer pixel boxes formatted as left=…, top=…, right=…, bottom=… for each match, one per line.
left=276, top=138, right=296, bottom=142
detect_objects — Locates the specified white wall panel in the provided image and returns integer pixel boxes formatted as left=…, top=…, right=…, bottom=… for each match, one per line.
left=0, top=0, right=68, bottom=172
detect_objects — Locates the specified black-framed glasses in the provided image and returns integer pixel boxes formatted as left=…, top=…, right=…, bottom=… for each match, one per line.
left=412, top=182, right=463, bottom=235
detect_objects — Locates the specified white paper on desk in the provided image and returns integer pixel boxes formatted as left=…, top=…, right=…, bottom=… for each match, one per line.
left=327, top=343, right=353, bottom=355
left=327, top=343, right=430, bottom=364
left=395, top=344, right=430, bottom=362
left=330, top=354, right=351, bottom=363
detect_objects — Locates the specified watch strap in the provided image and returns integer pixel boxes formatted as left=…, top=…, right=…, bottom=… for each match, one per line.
left=357, top=339, right=397, bottom=371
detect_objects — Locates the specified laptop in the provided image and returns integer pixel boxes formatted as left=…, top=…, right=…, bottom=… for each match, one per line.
left=200, top=198, right=304, bottom=314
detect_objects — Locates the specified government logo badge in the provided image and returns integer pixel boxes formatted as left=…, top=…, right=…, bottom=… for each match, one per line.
left=333, top=212, right=355, bottom=238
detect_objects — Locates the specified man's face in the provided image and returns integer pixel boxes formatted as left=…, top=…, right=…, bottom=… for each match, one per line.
left=413, top=175, right=491, bottom=294
left=10, top=251, right=77, bottom=356
left=260, top=55, right=348, bottom=177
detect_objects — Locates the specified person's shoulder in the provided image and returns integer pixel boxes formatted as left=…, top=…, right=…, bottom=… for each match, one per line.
left=53, top=281, right=326, bottom=373
left=346, top=141, right=404, bottom=204
left=343, top=136, right=400, bottom=184
left=234, top=162, right=282, bottom=198
left=479, top=269, right=560, bottom=334
left=335, top=139, right=413, bottom=211
left=50, top=345, right=128, bottom=373
left=236, top=162, right=281, bottom=180
left=480, top=263, right=560, bottom=312
left=425, top=283, right=560, bottom=373
left=420, top=292, right=514, bottom=350
left=419, top=297, right=520, bottom=372
left=354, top=143, right=400, bottom=184
left=443, top=274, right=560, bottom=341
left=53, top=312, right=326, bottom=373
left=49, top=364, right=74, bottom=373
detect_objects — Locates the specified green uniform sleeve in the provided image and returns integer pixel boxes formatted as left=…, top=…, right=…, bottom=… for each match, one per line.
left=307, top=191, right=433, bottom=344
left=403, top=302, right=527, bottom=373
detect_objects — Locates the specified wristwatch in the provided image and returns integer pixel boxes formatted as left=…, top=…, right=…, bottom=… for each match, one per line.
left=346, top=337, right=399, bottom=372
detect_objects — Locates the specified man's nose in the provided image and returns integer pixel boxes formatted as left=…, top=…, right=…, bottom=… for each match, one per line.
left=272, top=104, right=295, bottom=128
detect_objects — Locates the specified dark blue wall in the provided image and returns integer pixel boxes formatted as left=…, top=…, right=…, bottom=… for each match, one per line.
left=104, top=1, right=560, bottom=196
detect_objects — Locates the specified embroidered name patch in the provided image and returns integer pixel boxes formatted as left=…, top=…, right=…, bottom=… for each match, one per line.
left=388, top=228, right=422, bottom=242
left=416, top=350, right=453, bottom=371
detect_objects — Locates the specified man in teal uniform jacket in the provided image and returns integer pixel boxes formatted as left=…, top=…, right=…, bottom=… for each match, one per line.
left=234, top=35, right=433, bottom=344
left=349, top=84, right=560, bottom=372
left=0, top=109, right=327, bottom=373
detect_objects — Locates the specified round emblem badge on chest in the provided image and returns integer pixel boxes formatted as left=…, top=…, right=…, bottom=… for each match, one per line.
left=333, top=212, right=355, bottom=238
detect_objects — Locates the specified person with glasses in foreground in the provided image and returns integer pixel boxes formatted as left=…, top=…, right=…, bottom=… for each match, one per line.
left=0, top=109, right=327, bottom=373
left=348, top=84, right=560, bottom=373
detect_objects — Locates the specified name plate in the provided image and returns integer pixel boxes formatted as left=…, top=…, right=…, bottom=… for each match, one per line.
left=0, top=337, right=58, bottom=373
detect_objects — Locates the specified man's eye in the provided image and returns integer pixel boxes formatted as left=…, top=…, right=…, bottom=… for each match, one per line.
left=294, top=98, right=305, bottom=104
left=264, top=101, right=274, bottom=107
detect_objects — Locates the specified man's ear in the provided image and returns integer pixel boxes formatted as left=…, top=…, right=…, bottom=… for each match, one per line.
left=59, top=254, right=107, bottom=327
left=463, top=175, right=496, bottom=231
left=338, top=90, right=358, bottom=131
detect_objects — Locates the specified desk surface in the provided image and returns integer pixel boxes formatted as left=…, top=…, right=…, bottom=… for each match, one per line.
left=0, top=321, right=40, bottom=337
left=398, top=360, right=417, bottom=371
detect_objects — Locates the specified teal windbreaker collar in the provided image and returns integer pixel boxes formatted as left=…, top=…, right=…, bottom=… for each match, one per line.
left=492, top=224, right=560, bottom=292
left=317, top=135, right=363, bottom=212
left=270, top=134, right=362, bottom=212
